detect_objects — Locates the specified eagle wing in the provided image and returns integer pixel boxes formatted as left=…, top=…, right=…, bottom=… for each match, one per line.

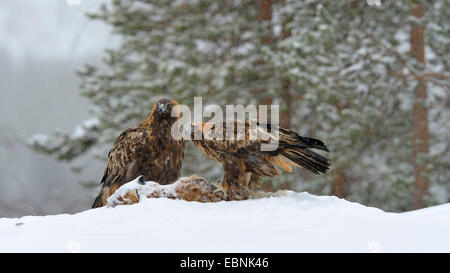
left=198, top=120, right=330, bottom=175
left=93, top=126, right=149, bottom=207
left=244, top=120, right=330, bottom=175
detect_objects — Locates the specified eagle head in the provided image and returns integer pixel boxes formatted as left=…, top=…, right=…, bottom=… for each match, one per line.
left=152, top=98, right=181, bottom=120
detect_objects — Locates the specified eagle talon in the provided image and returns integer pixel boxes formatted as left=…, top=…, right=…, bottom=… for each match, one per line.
left=211, top=181, right=230, bottom=201
left=137, top=175, right=145, bottom=185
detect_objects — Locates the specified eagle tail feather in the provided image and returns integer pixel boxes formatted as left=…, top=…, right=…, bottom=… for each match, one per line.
left=281, top=148, right=330, bottom=174
left=298, top=136, right=330, bottom=152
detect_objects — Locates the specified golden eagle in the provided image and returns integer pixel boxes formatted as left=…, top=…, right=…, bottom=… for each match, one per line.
left=92, top=99, right=184, bottom=208
left=188, top=120, right=330, bottom=200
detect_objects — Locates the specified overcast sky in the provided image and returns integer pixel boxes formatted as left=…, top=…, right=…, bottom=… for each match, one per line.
left=0, top=0, right=115, bottom=63
left=0, top=0, right=118, bottom=136
left=0, top=1, right=118, bottom=217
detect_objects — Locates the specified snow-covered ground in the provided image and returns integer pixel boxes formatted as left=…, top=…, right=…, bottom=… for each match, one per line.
left=1, top=186, right=449, bottom=252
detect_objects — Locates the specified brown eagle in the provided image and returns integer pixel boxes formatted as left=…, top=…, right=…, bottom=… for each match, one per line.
left=92, top=98, right=184, bottom=208
left=188, top=120, right=330, bottom=200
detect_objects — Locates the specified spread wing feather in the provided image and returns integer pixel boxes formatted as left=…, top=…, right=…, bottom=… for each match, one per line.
left=194, top=120, right=330, bottom=177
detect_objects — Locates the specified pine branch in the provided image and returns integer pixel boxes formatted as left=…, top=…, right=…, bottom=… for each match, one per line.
left=364, top=31, right=450, bottom=88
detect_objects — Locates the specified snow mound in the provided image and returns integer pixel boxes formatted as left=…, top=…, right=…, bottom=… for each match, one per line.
left=1, top=188, right=450, bottom=252
left=106, top=175, right=265, bottom=206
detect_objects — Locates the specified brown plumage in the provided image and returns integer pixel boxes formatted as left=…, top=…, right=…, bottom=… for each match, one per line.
left=92, top=99, right=184, bottom=208
left=189, top=120, right=330, bottom=200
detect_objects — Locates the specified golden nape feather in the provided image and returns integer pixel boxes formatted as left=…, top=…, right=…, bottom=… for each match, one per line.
left=189, top=120, right=330, bottom=200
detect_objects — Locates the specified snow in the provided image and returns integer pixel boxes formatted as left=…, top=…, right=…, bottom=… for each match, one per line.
left=72, top=118, right=100, bottom=138
left=107, top=176, right=179, bottom=205
left=1, top=178, right=450, bottom=252
left=28, top=134, right=50, bottom=146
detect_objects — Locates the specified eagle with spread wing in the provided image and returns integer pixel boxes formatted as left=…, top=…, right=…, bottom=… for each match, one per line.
left=188, top=120, right=330, bottom=200
left=92, top=99, right=184, bottom=208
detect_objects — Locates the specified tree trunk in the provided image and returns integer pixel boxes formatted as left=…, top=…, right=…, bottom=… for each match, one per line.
left=280, top=78, right=292, bottom=128
left=331, top=170, right=347, bottom=198
left=257, top=0, right=279, bottom=123
left=279, top=7, right=292, bottom=129
left=330, top=103, right=348, bottom=198
left=257, top=0, right=292, bottom=128
left=410, top=1, right=429, bottom=209
left=258, top=0, right=273, bottom=44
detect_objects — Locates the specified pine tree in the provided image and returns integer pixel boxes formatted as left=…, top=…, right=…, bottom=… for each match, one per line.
left=268, top=0, right=449, bottom=210
left=31, top=0, right=449, bottom=211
